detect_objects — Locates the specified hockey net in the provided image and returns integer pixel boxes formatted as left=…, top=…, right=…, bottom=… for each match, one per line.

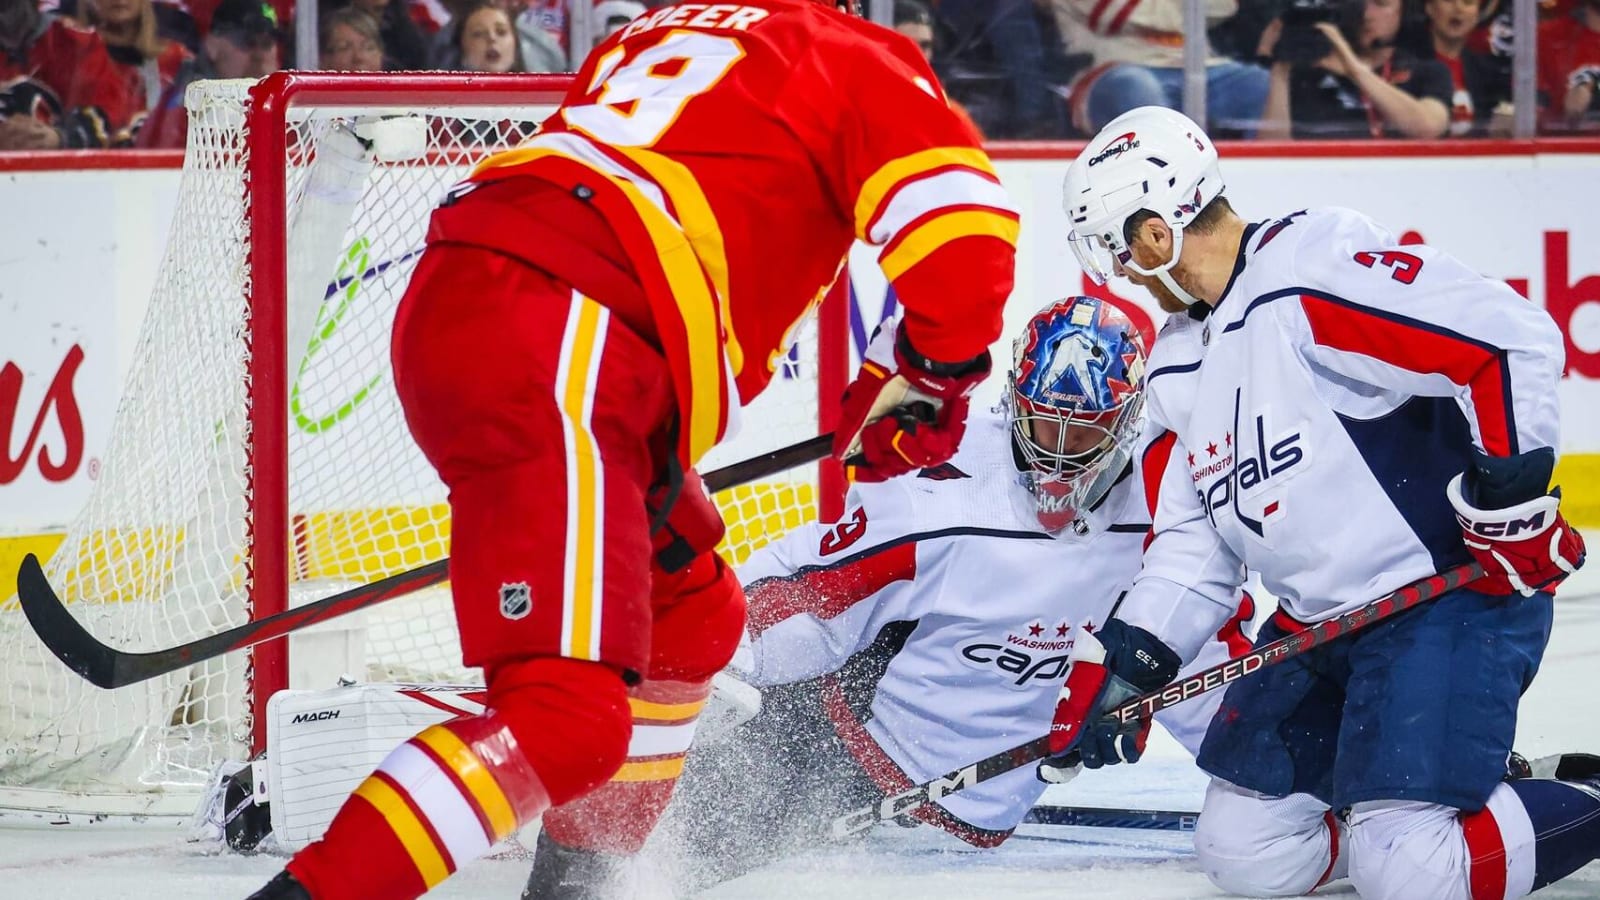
left=0, top=74, right=845, bottom=815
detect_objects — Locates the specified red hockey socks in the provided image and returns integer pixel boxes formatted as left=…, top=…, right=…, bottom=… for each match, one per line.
left=541, top=551, right=746, bottom=855
left=286, top=657, right=631, bottom=900
left=540, top=677, right=713, bottom=854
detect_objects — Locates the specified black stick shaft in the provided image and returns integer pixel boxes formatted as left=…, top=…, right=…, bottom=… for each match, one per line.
left=16, top=433, right=836, bottom=690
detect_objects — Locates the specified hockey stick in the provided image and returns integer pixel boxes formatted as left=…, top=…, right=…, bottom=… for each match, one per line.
left=15, top=433, right=836, bottom=690
left=1022, top=804, right=1198, bottom=832
left=828, top=561, right=1484, bottom=837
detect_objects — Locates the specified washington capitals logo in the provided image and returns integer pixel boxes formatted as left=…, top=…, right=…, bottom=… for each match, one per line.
left=1088, top=132, right=1140, bottom=167
left=1196, top=389, right=1310, bottom=541
left=1174, top=186, right=1207, bottom=219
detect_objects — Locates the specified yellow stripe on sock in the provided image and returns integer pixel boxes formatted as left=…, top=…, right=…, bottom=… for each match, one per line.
left=628, top=697, right=708, bottom=721
left=353, top=777, right=451, bottom=889
left=413, top=726, right=519, bottom=842
left=611, top=756, right=687, bottom=782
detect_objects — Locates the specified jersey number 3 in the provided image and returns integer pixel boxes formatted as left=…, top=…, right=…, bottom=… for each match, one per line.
left=1353, top=250, right=1424, bottom=285
left=562, top=31, right=746, bottom=147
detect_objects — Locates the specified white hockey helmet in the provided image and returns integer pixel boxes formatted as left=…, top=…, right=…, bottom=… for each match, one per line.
left=1062, top=106, right=1223, bottom=287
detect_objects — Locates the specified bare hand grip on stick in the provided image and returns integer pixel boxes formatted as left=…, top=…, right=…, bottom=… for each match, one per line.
left=14, top=433, right=835, bottom=690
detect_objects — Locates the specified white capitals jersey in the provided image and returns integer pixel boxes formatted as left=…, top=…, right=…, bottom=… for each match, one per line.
left=1120, top=207, right=1565, bottom=664
left=733, top=406, right=1250, bottom=839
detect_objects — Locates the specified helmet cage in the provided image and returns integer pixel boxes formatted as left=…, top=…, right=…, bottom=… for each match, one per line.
left=1009, top=387, right=1144, bottom=528
left=1007, top=297, right=1148, bottom=531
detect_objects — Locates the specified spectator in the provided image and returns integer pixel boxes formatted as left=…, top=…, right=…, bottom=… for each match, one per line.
left=894, top=0, right=985, bottom=138
left=181, top=0, right=291, bottom=43
left=1259, top=0, right=1452, bottom=138
left=405, top=0, right=450, bottom=36
left=1210, top=0, right=1285, bottom=65
left=331, top=0, right=427, bottom=68
left=320, top=5, right=383, bottom=70
left=1538, top=0, right=1600, bottom=130
left=424, top=0, right=472, bottom=66
left=936, top=0, right=1071, bottom=137
left=135, top=0, right=280, bottom=147
left=1422, top=0, right=1512, bottom=134
left=591, top=0, right=643, bottom=41
left=513, top=0, right=567, bottom=72
left=453, top=0, right=521, bottom=71
left=1052, top=0, right=1269, bottom=135
left=80, top=0, right=192, bottom=115
left=0, top=0, right=133, bottom=148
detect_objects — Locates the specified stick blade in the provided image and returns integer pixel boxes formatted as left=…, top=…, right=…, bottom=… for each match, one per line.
left=16, top=553, right=121, bottom=689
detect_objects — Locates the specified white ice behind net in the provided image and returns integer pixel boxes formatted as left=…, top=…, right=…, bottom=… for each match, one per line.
left=0, top=78, right=824, bottom=813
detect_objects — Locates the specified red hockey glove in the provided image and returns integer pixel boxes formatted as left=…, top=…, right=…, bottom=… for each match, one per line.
left=1448, top=482, right=1586, bottom=597
left=832, top=320, right=990, bottom=483
left=1041, top=619, right=1179, bottom=776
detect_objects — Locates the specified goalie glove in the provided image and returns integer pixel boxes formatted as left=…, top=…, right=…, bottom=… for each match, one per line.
left=832, top=319, right=990, bottom=483
left=1040, top=619, right=1179, bottom=774
left=1447, top=448, right=1586, bottom=597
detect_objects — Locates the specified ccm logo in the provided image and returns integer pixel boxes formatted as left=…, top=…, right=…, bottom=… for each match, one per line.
left=831, top=765, right=978, bottom=837
left=1457, top=511, right=1548, bottom=538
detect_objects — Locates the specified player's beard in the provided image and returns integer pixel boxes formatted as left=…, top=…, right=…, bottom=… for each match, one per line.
left=1122, top=236, right=1197, bottom=314
left=1143, top=276, right=1191, bottom=314
left=1122, top=269, right=1193, bottom=314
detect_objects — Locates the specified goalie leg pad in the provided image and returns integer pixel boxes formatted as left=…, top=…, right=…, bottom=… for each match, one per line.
left=287, top=657, right=631, bottom=900
left=539, top=553, right=745, bottom=856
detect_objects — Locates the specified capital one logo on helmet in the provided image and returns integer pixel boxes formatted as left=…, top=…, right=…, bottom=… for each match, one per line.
left=1197, top=389, right=1310, bottom=539
left=1087, top=132, right=1140, bottom=167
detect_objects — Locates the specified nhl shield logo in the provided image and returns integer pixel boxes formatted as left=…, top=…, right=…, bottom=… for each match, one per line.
left=499, top=582, right=532, bottom=620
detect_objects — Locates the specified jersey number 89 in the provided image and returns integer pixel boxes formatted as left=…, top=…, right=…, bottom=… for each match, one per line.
left=562, top=31, right=746, bottom=148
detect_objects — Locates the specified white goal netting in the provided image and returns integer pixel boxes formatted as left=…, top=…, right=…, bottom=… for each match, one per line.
left=0, top=75, right=835, bottom=815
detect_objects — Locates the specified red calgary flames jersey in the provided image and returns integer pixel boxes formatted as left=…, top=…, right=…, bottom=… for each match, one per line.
left=467, top=0, right=1019, bottom=465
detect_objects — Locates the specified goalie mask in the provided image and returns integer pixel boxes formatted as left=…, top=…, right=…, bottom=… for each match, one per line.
left=1008, top=297, right=1147, bottom=533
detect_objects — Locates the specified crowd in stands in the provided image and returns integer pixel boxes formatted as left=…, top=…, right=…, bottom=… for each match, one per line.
left=1, top=0, right=1597, bottom=149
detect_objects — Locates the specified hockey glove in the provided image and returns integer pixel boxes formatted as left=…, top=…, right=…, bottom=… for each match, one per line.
left=1041, top=619, right=1180, bottom=774
left=1447, top=448, right=1586, bottom=597
left=832, top=319, right=990, bottom=483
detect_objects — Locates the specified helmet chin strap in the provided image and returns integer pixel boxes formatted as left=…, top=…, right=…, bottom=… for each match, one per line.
left=1156, top=267, right=1205, bottom=308
left=1122, top=223, right=1205, bottom=308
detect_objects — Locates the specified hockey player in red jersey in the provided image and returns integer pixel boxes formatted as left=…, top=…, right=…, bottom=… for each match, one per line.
left=247, top=2, right=1017, bottom=899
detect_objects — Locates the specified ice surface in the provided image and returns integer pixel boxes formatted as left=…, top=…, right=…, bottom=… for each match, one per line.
left=6, top=565, right=1600, bottom=899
